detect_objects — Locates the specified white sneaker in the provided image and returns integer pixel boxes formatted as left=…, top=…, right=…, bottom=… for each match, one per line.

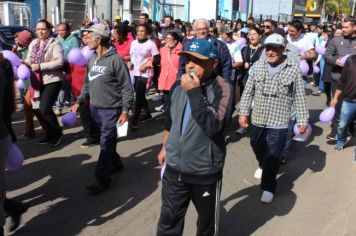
left=235, top=127, right=247, bottom=135
left=254, top=168, right=262, bottom=179
left=260, top=191, right=274, bottom=204
left=155, top=104, right=164, bottom=112
left=152, top=93, right=161, bottom=101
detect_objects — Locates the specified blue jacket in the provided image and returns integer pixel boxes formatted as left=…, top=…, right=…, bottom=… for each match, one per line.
left=177, top=36, right=233, bottom=84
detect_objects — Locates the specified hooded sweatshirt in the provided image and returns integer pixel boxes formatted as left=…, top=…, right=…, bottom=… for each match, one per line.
left=77, top=47, right=134, bottom=112
left=58, top=33, right=81, bottom=60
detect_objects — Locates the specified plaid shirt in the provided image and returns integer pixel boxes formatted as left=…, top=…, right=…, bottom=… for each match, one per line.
left=238, top=58, right=309, bottom=127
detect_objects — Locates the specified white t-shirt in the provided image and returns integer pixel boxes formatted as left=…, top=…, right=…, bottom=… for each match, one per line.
left=130, top=39, right=159, bottom=78
left=287, top=33, right=314, bottom=53
left=225, top=41, right=243, bottom=63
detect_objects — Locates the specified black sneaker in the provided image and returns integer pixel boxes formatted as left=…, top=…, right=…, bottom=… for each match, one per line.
left=113, top=160, right=124, bottom=173
left=326, top=132, right=337, bottom=140
left=4, top=199, right=29, bottom=232
left=80, top=140, right=99, bottom=148
left=130, top=123, right=138, bottom=131
left=37, top=136, right=50, bottom=145
left=49, top=134, right=63, bottom=147
left=86, top=182, right=110, bottom=195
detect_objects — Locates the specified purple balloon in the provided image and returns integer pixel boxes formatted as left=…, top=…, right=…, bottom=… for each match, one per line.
left=160, top=164, right=166, bottom=180
left=236, top=38, right=247, bottom=47
left=6, top=143, right=24, bottom=171
left=319, top=107, right=335, bottom=123
left=81, top=46, right=95, bottom=60
left=293, top=124, right=312, bottom=142
left=315, top=45, right=326, bottom=55
left=68, top=48, right=87, bottom=66
left=339, top=54, right=351, bottom=66
left=293, top=123, right=300, bottom=135
left=61, top=112, right=78, bottom=128
left=313, top=65, right=320, bottom=73
left=2, top=50, right=21, bottom=67
left=300, top=60, right=309, bottom=76
left=17, top=64, right=30, bottom=80
left=92, top=17, right=99, bottom=24
left=15, top=79, right=24, bottom=89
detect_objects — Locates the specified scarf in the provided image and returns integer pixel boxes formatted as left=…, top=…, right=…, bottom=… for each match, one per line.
left=29, top=38, right=49, bottom=108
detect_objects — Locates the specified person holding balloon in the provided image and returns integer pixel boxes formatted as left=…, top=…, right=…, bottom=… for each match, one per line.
left=12, top=30, right=33, bottom=112
left=238, top=34, right=309, bottom=203
left=324, top=18, right=356, bottom=140
left=72, top=23, right=134, bottom=195
left=0, top=54, right=28, bottom=234
left=24, top=19, right=64, bottom=146
left=11, top=31, right=49, bottom=141
left=330, top=55, right=356, bottom=151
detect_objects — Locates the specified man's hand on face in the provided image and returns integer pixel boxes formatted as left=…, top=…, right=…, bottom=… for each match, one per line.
left=181, top=73, right=201, bottom=91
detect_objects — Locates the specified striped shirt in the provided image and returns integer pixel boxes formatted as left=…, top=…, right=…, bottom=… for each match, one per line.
left=238, top=58, right=309, bottom=127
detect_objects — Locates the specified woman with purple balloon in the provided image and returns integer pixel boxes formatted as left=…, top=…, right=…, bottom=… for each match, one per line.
left=24, top=19, right=64, bottom=146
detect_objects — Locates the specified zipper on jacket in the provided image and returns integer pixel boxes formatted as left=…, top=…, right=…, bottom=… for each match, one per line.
left=178, top=172, right=182, bottom=182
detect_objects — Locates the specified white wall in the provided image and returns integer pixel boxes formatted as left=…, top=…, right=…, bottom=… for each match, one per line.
left=189, top=0, right=216, bottom=22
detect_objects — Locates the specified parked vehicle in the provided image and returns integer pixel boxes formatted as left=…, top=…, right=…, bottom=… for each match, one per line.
left=0, top=25, right=35, bottom=50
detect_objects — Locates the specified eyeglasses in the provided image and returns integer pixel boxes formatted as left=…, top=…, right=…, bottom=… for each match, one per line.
left=262, top=25, right=271, bottom=29
left=195, top=28, right=208, bottom=31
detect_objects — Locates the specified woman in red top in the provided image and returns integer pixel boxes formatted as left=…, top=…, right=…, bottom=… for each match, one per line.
left=113, top=24, right=133, bottom=64
left=156, top=32, right=182, bottom=112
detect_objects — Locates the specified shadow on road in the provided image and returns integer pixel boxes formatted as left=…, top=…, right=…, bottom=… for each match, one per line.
left=220, top=143, right=326, bottom=236
left=6, top=144, right=162, bottom=235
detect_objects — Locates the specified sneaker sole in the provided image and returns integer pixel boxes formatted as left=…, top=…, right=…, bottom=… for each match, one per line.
left=49, top=136, right=63, bottom=147
left=80, top=144, right=96, bottom=148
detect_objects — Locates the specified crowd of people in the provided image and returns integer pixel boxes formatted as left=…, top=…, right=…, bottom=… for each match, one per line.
left=0, top=13, right=355, bottom=235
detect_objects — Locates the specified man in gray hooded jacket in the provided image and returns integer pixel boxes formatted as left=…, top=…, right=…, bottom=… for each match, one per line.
left=73, top=23, right=134, bottom=195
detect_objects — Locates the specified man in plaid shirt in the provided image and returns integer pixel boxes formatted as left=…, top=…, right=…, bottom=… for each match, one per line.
left=238, top=33, right=309, bottom=203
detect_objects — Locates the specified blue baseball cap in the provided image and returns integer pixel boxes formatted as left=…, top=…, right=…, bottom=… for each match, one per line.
left=179, top=38, right=217, bottom=60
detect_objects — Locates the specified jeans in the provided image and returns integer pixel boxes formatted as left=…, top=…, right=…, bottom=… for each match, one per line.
left=56, top=78, right=72, bottom=108
left=330, top=80, right=342, bottom=134
left=250, top=124, right=288, bottom=193
left=336, top=101, right=356, bottom=147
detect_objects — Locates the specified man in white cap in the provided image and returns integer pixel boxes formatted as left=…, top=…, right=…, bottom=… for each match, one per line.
left=238, top=33, right=309, bottom=203
left=72, top=23, right=134, bottom=195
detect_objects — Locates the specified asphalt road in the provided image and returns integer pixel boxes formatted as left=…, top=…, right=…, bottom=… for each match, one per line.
left=5, top=87, right=356, bottom=236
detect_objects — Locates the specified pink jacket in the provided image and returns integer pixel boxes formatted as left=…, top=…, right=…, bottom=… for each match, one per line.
left=158, top=42, right=183, bottom=91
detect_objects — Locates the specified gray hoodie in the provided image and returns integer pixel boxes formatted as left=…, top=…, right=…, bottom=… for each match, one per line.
left=77, top=47, right=134, bottom=112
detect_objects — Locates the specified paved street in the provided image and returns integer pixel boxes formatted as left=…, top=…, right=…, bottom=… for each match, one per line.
left=6, top=87, right=356, bottom=236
